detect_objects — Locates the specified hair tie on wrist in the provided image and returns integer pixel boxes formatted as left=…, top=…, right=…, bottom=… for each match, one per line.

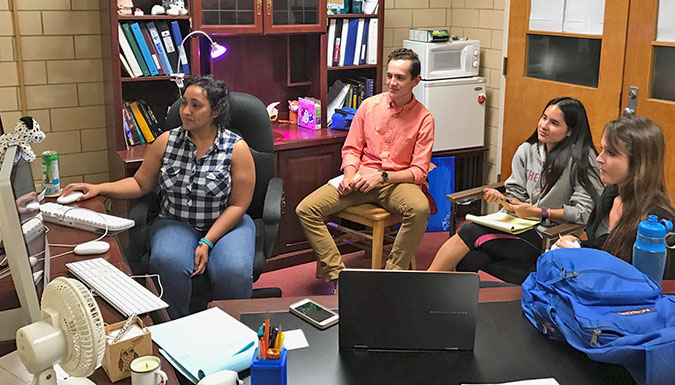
left=199, top=237, right=214, bottom=249
left=541, top=207, right=549, bottom=220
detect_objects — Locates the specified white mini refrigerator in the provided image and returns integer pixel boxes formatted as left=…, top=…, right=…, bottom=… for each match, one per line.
left=413, top=76, right=486, bottom=152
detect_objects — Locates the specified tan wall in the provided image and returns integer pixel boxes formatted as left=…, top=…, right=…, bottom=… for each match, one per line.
left=1, top=0, right=505, bottom=188
left=0, top=0, right=109, bottom=188
left=383, top=0, right=505, bottom=184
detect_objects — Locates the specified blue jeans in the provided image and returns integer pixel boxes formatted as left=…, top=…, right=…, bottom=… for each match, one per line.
left=149, top=216, right=255, bottom=319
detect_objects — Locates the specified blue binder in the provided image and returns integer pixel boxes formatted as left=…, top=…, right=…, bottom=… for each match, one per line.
left=170, top=21, right=190, bottom=75
left=130, top=23, right=159, bottom=76
left=146, top=21, right=174, bottom=75
left=343, top=19, right=359, bottom=66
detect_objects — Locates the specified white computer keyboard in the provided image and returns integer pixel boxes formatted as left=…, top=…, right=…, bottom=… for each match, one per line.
left=66, top=257, right=168, bottom=317
left=40, top=202, right=134, bottom=233
left=22, top=214, right=45, bottom=244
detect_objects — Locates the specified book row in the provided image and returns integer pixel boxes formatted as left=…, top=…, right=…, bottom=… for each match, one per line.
left=341, top=77, right=375, bottom=109
left=121, top=100, right=163, bottom=147
left=118, top=21, right=191, bottom=78
left=327, top=18, right=378, bottom=67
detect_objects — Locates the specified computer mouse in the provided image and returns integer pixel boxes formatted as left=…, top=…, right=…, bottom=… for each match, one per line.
left=26, top=202, right=40, bottom=211
left=57, top=191, right=84, bottom=204
left=73, top=241, right=110, bottom=255
left=197, top=370, right=242, bottom=385
left=33, top=270, right=43, bottom=284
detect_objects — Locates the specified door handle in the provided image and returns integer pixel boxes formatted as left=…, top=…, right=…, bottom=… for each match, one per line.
left=266, top=0, right=272, bottom=16
left=257, top=0, right=262, bottom=16
left=623, top=86, right=639, bottom=117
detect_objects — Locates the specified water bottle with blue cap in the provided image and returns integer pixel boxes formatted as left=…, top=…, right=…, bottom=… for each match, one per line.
left=632, top=215, right=673, bottom=285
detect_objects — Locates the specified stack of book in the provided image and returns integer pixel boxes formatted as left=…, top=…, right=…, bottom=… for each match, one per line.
left=326, top=77, right=374, bottom=125
left=121, top=100, right=163, bottom=148
left=327, top=18, right=378, bottom=67
left=118, top=21, right=191, bottom=78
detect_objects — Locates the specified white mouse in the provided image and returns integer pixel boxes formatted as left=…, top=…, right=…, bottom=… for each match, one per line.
left=73, top=241, right=110, bottom=255
left=197, top=370, right=243, bottom=385
left=33, top=270, right=43, bottom=284
left=57, top=191, right=84, bottom=204
left=26, top=202, right=40, bottom=211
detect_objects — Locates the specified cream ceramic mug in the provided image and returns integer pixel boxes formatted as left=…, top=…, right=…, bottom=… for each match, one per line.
left=130, top=355, right=168, bottom=385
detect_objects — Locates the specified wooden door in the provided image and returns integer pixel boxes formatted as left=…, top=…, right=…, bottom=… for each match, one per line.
left=502, top=0, right=630, bottom=178
left=622, top=0, right=675, bottom=197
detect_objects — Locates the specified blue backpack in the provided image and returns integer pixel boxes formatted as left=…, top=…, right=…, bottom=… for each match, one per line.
left=330, top=108, right=357, bottom=130
left=521, top=248, right=675, bottom=385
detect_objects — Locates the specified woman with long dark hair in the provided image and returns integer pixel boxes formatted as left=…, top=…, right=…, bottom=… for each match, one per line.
left=428, top=97, right=603, bottom=283
left=556, top=116, right=675, bottom=278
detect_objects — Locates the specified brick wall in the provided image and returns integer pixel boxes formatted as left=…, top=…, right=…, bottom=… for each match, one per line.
left=0, top=0, right=109, bottom=188
left=383, top=0, right=505, bottom=184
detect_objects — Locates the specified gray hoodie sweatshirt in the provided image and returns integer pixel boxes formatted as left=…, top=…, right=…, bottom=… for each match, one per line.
left=504, top=142, right=603, bottom=232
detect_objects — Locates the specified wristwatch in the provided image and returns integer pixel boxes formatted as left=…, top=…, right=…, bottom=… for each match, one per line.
left=381, top=171, right=389, bottom=183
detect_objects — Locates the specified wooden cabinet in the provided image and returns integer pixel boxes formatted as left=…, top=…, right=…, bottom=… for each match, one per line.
left=270, top=125, right=347, bottom=262
left=193, top=0, right=327, bottom=35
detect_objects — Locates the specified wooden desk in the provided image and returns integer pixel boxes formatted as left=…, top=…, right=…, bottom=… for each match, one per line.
left=0, top=197, right=178, bottom=385
left=214, top=281, right=675, bottom=318
left=212, top=281, right=675, bottom=384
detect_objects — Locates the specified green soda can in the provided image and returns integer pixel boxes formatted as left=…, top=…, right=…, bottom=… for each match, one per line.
left=41, top=151, right=61, bottom=196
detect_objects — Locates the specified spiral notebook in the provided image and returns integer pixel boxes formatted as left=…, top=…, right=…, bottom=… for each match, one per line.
left=465, top=212, right=540, bottom=234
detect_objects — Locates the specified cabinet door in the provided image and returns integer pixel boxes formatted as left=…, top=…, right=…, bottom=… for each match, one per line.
left=193, top=0, right=264, bottom=34
left=276, top=142, right=342, bottom=254
left=264, top=0, right=327, bottom=34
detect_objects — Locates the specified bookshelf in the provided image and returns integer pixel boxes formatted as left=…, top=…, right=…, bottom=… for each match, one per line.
left=320, top=1, right=384, bottom=122
left=100, top=0, right=198, bottom=217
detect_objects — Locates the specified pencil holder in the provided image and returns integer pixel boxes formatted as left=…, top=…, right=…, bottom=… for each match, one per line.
left=250, top=347, right=287, bottom=385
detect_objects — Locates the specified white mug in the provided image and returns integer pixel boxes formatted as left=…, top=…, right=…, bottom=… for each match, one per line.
left=130, top=355, right=168, bottom=385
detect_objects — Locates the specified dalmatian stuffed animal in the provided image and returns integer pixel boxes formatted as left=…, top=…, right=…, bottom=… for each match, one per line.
left=0, top=116, right=46, bottom=165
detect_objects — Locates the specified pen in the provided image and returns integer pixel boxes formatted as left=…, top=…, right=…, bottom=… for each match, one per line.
left=111, top=313, right=137, bottom=344
left=277, top=332, right=285, bottom=349
left=347, top=172, right=359, bottom=184
left=274, top=325, right=283, bottom=349
left=269, top=327, right=278, bottom=349
left=264, top=312, right=270, bottom=358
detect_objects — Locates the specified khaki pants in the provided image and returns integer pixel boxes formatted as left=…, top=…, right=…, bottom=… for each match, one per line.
left=296, top=183, right=430, bottom=281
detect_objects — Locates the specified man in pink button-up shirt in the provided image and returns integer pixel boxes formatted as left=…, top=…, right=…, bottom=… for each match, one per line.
left=296, top=48, right=435, bottom=293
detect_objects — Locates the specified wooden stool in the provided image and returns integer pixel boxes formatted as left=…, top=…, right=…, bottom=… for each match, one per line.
left=334, top=203, right=416, bottom=270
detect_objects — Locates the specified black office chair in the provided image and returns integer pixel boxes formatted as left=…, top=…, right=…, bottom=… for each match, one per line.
left=125, top=92, right=283, bottom=313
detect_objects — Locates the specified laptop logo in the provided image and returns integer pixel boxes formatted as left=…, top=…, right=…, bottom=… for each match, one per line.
left=429, top=310, right=469, bottom=315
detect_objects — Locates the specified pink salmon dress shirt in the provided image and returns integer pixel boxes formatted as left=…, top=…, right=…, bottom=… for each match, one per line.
left=340, top=92, right=435, bottom=185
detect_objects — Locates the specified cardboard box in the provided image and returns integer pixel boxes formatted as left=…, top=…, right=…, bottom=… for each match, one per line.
left=102, top=317, right=152, bottom=382
left=297, top=97, right=321, bottom=130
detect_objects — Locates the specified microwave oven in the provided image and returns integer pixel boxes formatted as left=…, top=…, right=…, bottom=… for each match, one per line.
left=403, top=39, right=480, bottom=80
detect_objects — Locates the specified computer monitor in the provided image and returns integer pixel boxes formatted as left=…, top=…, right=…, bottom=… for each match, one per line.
left=0, top=145, right=46, bottom=341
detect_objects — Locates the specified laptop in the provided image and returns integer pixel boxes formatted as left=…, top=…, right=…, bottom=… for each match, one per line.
left=338, top=269, right=479, bottom=351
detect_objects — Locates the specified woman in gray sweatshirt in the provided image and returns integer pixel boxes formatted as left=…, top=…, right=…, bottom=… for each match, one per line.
left=428, top=97, right=603, bottom=284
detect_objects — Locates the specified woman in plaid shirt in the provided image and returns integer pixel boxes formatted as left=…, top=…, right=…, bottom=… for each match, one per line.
left=64, top=76, right=256, bottom=319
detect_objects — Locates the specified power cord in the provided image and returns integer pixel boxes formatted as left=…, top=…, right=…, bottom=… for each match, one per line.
left=130, top=273, right=165, bottom=299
